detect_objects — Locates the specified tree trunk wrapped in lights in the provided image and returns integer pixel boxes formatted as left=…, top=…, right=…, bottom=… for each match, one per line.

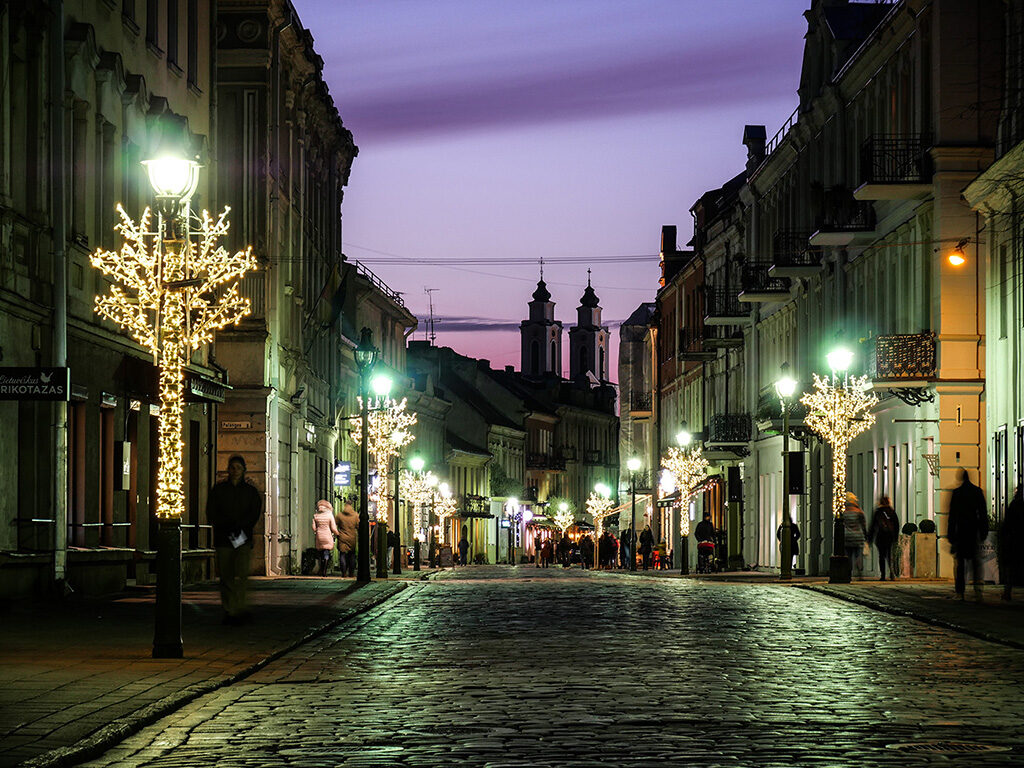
left=799, top=373, right=878, bottom=521
left=586, top=491, right=614, bottom=537
left=90, top=205, right=256, bottom=520
left=661, top=445, right=710, bottom=537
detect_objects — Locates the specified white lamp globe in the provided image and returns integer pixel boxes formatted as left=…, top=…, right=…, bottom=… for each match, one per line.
left=142, top=156, right=201, bottom=202
left=627, top=457, right=642, bottom=472
left=826, top=347, right=854, bottom=373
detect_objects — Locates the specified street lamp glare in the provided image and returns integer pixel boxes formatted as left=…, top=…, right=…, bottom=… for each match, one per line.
left=826, top=347, right=854, bottom=373
left=775, top=375, right=797, bottom=399
left=507, top=497, right=518, bottom=510
left=426, top=474, right=439, bottom=487
left=595, top=482, right=611, bottom=498
left=559, top=502, right=568, bottom=512
left=409, top=455, right=425, bottom=472
left=370, top=372, right=393, bottom=398
left=675, top=430, right=692, bottom=447
left=627, top=457, right=642, bottom=472
left=142, top=155, right=201, bottom=202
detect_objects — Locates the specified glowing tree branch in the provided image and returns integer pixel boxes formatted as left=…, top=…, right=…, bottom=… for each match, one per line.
left=553, top=506, right=576, bottom=534
left=661, top=445, right=710, bottom=537
left=586, top=491, right=615, bottom=538
left=90, top=205, right=257, bottom=520
left=799, top=373, right=877, bottom=521
left=350, top=398, right=417, bottom=520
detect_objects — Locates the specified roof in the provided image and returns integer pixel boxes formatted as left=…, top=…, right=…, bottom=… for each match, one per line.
left=445, top=429, right=490, bottom=457
left=622, top=302, right=656, bottom=328
left=441, top=372, right=522, bottom=431
left=531, top=279, right=552, bottom=302
left=824, top=3, right=890, bottom=43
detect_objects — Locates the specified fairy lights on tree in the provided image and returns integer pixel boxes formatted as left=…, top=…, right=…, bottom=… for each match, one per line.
left=586, top=488, right=615, bottom=538
left=799, top=373, right=878, bottom=521
left=553, top=505, right=575, bottom=534
left=661, top=445, right=710, bottom=537
left=351, top=398, right=417, bottom=521
left=91, top=204, right=256, bottom=520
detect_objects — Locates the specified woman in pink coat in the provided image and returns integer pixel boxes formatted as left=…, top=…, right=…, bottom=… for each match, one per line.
left=312, top=500, right=339, bottom=576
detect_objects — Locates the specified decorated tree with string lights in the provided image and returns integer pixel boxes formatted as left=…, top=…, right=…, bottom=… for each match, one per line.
left=350, top=399, right=417, bottom=519
left=661, top=445, right=710, bottom=536
left=586, top=490, right=615, bottom=537
left=91, top=205, right=257, bottom=521
left=800, top=373, right=877, bottom=521
left=549, top=498, right=576, bottom=533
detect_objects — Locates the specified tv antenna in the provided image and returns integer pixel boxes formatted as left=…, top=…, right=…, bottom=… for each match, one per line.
left=424, top=288, right=438, bottom=345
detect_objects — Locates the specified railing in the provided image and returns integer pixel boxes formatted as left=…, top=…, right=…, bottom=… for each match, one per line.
left=741, top=263, right=790, bottom=294
left=860, top=134, right=932, bottom=186
left=870, top=332, right=937, bottom=380
left=526, top=452, right=567, bottom=471
left=772, top=231, right=822, bottom=268
left=755, top=384, right=809, bottom=424
left=704, top=286, right=749, bottom=319
left=678, top=327, right=702, bottom=356
left=353, top=259, right=406, bottom=308
left=629, top=391, right=652, bottom=412
left=706, top=413, right=752, bottom=444
left=765, top=107, right=798, bottom=158
left=702, top=326, right=743, bottom=347
left=461, top=494, right=491, bottom=517
left=815, top=189, right=876, bottom=232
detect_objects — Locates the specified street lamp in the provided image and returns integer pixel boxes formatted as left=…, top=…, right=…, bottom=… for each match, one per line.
left=800, top=348, right=878, bottom=583
left=506, top=497, right=520, bottom=565
left=390, top=430, right=406, bottom=575
left=90, top=147, right=256, bottom=658
left=354, top=328, right=378, bottom=583
left=626, top=457, right=642, bottom=571
left=407, top=455, right=427, bottom=570
left=775, top=363, right=797, bottom=580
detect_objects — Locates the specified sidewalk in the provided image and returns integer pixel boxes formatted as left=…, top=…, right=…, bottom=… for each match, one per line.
left=0, top=575, right=412, bottom=768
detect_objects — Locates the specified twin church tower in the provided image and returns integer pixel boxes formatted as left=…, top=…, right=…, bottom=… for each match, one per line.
left=520, top=269, right=609, bottom=382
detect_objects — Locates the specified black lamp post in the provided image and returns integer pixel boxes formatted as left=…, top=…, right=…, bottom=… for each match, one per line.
left=354, top=328, right=377, bottom=584
left=392, top=437, right=403, bottom=575
left=674, top=428, right=692, bottom=576
left=627, top=458, right=641, bottom=571
left=775, top=363, right=797, bottom=581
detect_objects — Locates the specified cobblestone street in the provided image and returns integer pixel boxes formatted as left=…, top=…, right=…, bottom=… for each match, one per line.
left=79, top=567, right=1024, bottom=767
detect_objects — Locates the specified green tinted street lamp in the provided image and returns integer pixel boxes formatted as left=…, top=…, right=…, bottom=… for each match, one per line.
left=775, top=363, right=797, bottom=580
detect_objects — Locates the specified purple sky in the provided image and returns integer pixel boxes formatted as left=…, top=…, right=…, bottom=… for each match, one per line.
left=292, top=0, right=810, bottom=378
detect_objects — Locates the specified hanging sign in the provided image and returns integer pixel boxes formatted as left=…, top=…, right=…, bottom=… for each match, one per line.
left=0, top=367, right=70, bottom=401
left=333, top=461, right=352, bottom=487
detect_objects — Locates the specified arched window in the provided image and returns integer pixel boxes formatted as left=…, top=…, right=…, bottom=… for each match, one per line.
left=599, top=347, right=605, bottom=380
left=550, top=340, right=557, bottom=371
left=531, top=339, right=539, bottom=373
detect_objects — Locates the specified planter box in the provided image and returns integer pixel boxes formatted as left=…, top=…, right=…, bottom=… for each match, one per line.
left=911, top=532, right=936, bottom=578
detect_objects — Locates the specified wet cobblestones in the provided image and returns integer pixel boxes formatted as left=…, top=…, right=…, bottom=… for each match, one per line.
left=80, top=567, right=1024, bottom=767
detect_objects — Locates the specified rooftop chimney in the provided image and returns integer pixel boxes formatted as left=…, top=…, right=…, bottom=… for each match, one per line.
left=743, top=125, right=767, bottom=174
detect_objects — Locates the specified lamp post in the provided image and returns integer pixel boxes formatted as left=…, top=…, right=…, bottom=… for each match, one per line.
left=90, top=150, right=256, bottom=658
left=354, top=329, right=378, bottom=583
left=506, top=497, right=519, bottom=565
left=626, top=457, right=642, bottom=571
left=775, top=364, right=797, bottom=580
left=391, top=430, right=406, bottom=575
left=800, top=348, right=877, bottom=584
left=674, top=429, right=692, bottom=575
left=409, top=455, right=427, bottom=570
left=427, top=474, right=439, bottom=566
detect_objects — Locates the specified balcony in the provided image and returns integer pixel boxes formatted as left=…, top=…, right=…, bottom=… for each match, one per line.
left=738, top=263, right=790, bottom=303
left=869, top=332, right=937, bottom=384
left=706, top=413, right=752, bottom=446
left=461, top=494, right=493, bottom=518
left=755, top=384, right=809, bottom=435
left=702, top=325, right=743, bottom=350
left=629, top=391, right=653, bottom=414
left=768, top=231, right=823, bottom=278
left=809, top=189, right=876, bottom=246
left=854, top=134, right=932, bottom=200
left=678, top=328, right=716, bottom=362
left=704, top=286, right=751, bottom=326
left=526, top=452, right=567, bottom=471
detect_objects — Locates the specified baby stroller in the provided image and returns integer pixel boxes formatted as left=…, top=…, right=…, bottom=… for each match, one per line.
left=696, top=540, right=716, bottom=574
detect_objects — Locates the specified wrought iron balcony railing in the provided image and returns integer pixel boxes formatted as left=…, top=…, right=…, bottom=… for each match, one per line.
left=526, top=452, right=567, bottom=471
left=629, top=391, right=652, bottom=412
left=870, top=332, right=937, bottom=381
left=702, top=325, right=743, bottom=349
left=770, top=231, right=823, bottom=276
left=815, top=196, right=876, bottom=233
left=859, top=134, right=932, bottom=187
left=739, top=263, right=790, bottom=300
left=704, top=286, right=750, bottom=323
left=755, top=384, right=810, bottom=426
left=706, top=413, right=752, bottom=444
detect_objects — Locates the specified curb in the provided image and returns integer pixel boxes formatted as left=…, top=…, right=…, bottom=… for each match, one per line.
left=796, top=584, right=1024, bottom=652
left=17, top=581, right=407, bottom=768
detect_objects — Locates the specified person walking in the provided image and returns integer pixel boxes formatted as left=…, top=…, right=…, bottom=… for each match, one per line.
left=620, top=527, right=633, bottom=569
left=579, top=534, right=594, bottom=569
left=999, top=484, right=1023, bottom=601
left=695, top=512, right=717, bottom=574
left=776, top=513, right=801, bottom=574
left=334, top=501, right=358, bottom=578
left=207, top=455, right=262, bottom=624
left=312, top=500, right=339, bottom=577
left=948, top=468, right=989, bottom=600
left=843, top=492, right=869, bottom=579
left=540, top=537, right=554, bottom=567
left=559, top=532, right=572, bottom=567
left=868, top=496, right=900, bottom=581
left=639, top=524, right=655, bottom=570
left=386, top=528, right=398, bottom=572
left=458, top=525, right=470, bottom=566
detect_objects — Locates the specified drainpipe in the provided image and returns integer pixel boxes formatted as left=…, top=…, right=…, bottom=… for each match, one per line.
left=50, top=0, right=68, bottom=590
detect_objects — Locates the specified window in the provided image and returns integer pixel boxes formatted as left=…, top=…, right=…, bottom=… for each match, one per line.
left=994, top=426, right=1009, bottom=522
left=999, top=243, right=1008, bottom=340
left=167, top=0, right=179, bottom=68
left=100, top=407, right=115, bottom=546
left=186, top=0, right=198, bottom=87
left=69, top=402, right=87, bottom=547
left=146, top=0, right=159, bottom=48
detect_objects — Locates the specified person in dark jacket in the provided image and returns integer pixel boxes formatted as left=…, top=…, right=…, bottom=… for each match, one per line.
left=620, top=527, right=634, bottom=569
left=775, top=514, right=801, bottom=573
left=999, top=484, right=1023, bottom=601
left=868, top=496, right=900, bottom=581
left=458, top=525, right=470, bottom=566
left=559, top=532, right=573, bottom=567
left=639, top=525, right=655, bottom=570
left=207, top=455, right=262, bottom=624
left=947, top=468, right=989, bottom=599
left=579, top=534, right=594, bottom=569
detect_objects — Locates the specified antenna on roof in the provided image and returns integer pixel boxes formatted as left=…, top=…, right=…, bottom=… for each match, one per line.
left=424, top=287, right=438, bottom=345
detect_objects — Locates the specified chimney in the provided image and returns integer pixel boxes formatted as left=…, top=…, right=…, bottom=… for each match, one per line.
left=505, top=365, right=514, bottom=373
left=743, top=125, right=767, bottom=173
left=660, top=225, right=677, bottom=257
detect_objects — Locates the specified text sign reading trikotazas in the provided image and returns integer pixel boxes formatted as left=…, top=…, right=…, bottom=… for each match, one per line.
left=0, top=367, right=70, bottom=401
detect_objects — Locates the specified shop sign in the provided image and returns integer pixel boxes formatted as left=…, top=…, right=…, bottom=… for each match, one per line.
left=0, top=367, right=70, bottom=401
left=333, top=461, right=352, bottom=487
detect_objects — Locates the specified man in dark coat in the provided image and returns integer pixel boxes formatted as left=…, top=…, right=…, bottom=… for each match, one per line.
left=207, top=455, right=262, bottom=623
left=579, top=534, right=594, bottom=569
left=868, top=496, right=900, bottom=581
left=947, top=468, right=989, bottom=599
left=776, top=514, right=801, bottom=574
left=639, top=525, right=655, bottom=570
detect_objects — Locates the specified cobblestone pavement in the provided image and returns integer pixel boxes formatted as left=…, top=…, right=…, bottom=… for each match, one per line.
left=80, top=566, right=1024, bottom=767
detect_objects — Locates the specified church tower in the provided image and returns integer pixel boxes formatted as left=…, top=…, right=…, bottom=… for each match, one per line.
left=520, top=265, right=563, bottom=377
left=569, top=271, right=609, bottom=381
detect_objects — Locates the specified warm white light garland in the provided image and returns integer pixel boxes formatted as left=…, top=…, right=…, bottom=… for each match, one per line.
left=661, top=445, right=710, bottom=537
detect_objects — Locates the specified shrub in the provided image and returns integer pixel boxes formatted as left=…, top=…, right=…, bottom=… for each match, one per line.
left=918, top=519, right=936, bottom=534
left=902, top=522, right=918, bottom=535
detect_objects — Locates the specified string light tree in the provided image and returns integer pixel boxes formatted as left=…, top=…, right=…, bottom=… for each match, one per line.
left=90, top=150, right=257, bottom=658
left=349, top=368, right=417, bottom=579
left=661, top=427, right=710, bottom=575
left=403, top=457, right=442, bottom=570
left=553, top=501, right=576, bottom=535
left=799, top=347, right=878, bottom=584
left=586, top=483, right=614, bottom=568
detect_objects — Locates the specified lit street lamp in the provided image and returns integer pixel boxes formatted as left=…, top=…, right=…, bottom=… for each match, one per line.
left=626, top=457, right=642, bottom=571
left=506, top=497, right=520, bottom=565
left=661, top=426, right=709, bottom=576
left=587, top=483, right=613, bottom=568
left=354, top=328, right=379, bottom=583
left=390, top=430, right=406, bottom=575
left=775, top=364, right=797, bottom=580
left=800, top=348, right=878, bottom=583
left=90, top=149, right=257, bottom=657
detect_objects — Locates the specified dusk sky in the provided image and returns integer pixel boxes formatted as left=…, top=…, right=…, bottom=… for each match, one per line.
left=293, top=0, right=811, bottom=378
